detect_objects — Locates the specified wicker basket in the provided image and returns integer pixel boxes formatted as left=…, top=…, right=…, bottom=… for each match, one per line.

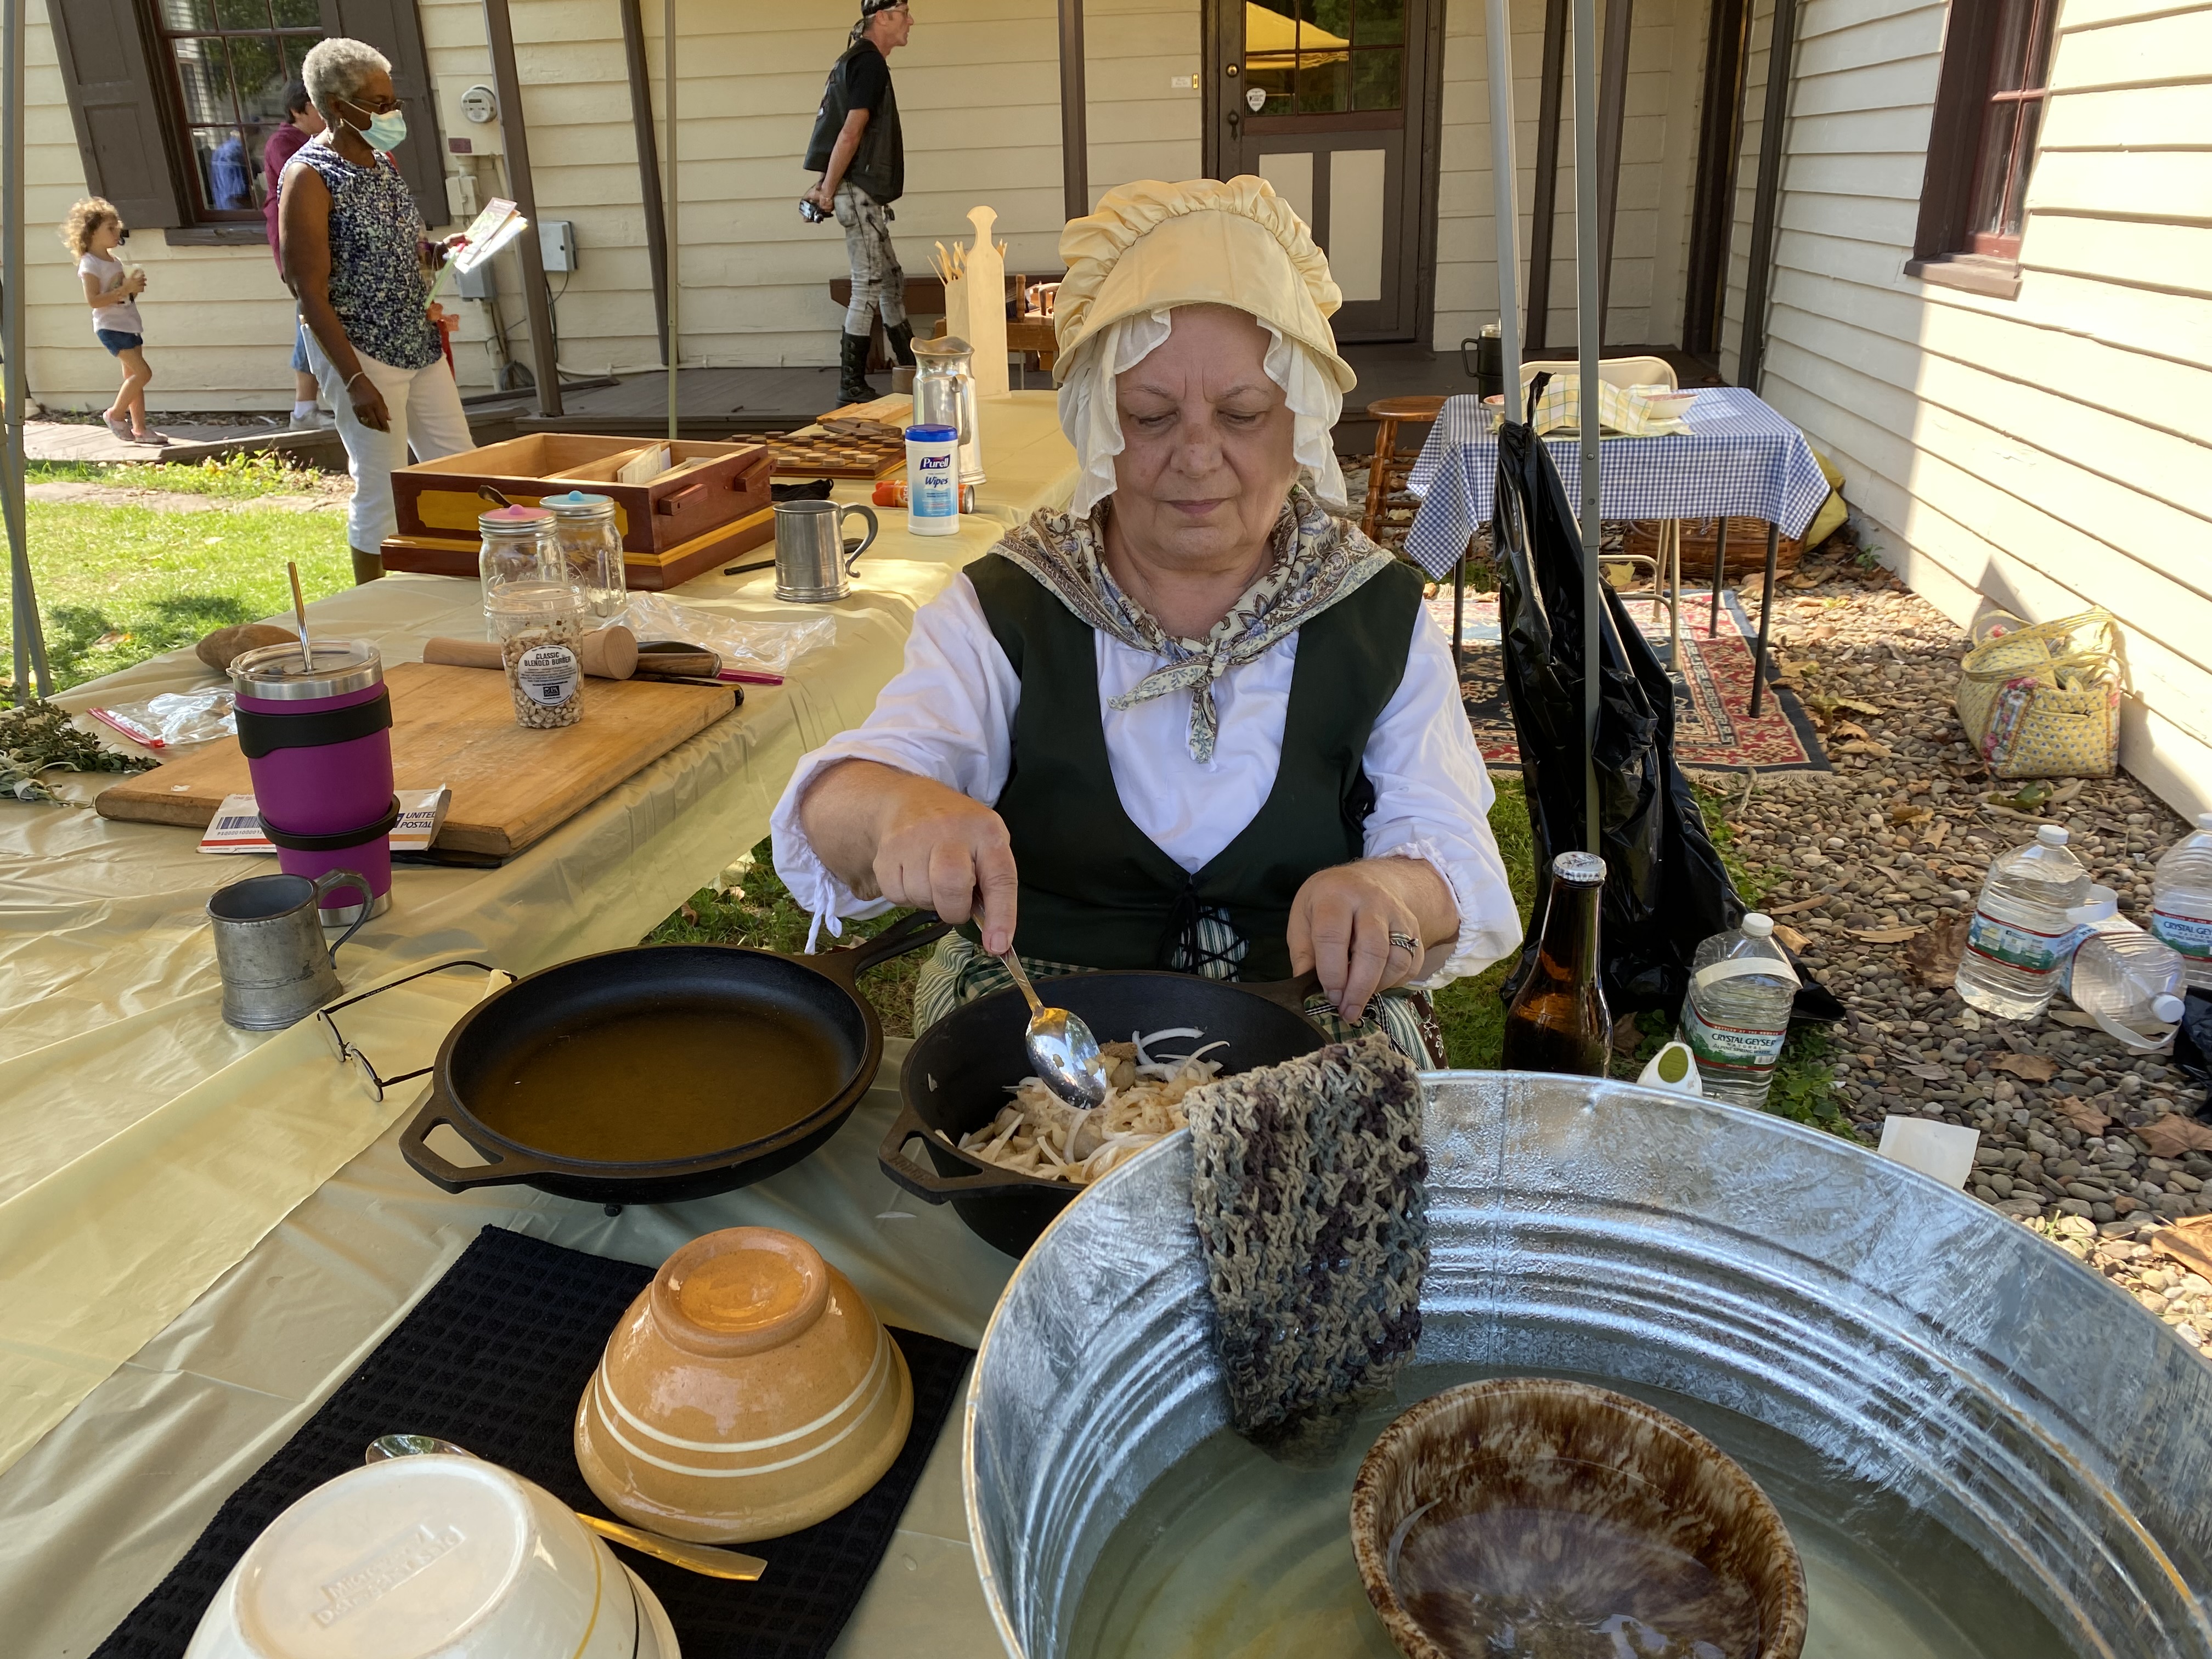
left=1623, top=517, right=1802, bottom=580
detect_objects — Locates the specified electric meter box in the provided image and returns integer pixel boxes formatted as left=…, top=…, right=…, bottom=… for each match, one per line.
left=437, top=77, right=503, bottom=155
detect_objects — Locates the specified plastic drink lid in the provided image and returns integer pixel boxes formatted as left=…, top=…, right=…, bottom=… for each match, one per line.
left=540, top=490, right=614, bottom=515
left=905, top=424, right=958, bottom=442
left=229, top=638, right=382, bottom=701
left=1741, top=913, right=1773, bottom=936
left=478, top=505, right=555, bottom=533
left=235, top=1458, right=531, bottom=1659
left=2198, top=812, right=2212, bottom=831
left=2036, top=824, right=2071, bottom=847
left=2154, top=995, right=2188, bottom=1023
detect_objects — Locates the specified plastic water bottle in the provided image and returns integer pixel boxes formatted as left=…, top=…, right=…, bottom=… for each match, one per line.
left=1677, top=912, right=1799, bottom=1108
left=2059, top=893, right=2187, bottom=1051
left=1955, top=824, right=2092, bottom=1020
left=2150, top=812, right=2212, bottom=991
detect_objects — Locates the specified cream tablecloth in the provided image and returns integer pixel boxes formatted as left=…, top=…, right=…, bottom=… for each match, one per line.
left=0, top=393, right=1072, bottom=1654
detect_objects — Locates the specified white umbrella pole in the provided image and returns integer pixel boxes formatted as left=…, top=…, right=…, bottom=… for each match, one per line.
left=2, top=0, right=52, bottom=704
left=1572, top=0, right=1602, bottom=853
left=664, top=0, right=678, bottom=445
left=1482, top=0, right=1522, bottom=421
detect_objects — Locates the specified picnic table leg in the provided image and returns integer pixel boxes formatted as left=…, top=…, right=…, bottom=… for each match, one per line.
left=1708, top=516, right=1727, bottom=639
left=1667, top=520, right=1683, bottom=673
left=1453, top=543, right=1469, bottom=682
left=1747, top=520, right=1780, bottom=717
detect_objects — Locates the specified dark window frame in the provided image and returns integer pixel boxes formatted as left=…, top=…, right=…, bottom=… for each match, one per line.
left=1907, top=0, right=2058, bottom=297
left=149, top=1, right=328, bottom=226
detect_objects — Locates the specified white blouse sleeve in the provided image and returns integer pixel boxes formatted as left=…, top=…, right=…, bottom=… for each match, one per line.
left=1360, top=602, right=1525, bottom=986
left=769, top=573, right=1020, bottom=941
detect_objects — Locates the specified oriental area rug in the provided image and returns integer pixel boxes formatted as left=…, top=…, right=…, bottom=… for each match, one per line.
left=1425, top=587, right=1829, bottom=774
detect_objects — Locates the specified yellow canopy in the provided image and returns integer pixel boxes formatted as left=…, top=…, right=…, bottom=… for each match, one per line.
left=1245, top=3, right=1351, bottom=67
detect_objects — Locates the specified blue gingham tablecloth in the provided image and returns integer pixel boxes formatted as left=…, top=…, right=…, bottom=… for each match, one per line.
left=1401, top=385, right=1832, bottom=579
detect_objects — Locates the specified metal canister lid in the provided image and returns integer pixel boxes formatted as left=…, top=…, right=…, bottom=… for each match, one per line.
left=229, top=637, right=384, bottom=700
left=1551, top=850, right=1608, bottom=885
left=541, top=490, right=616, bottom=519
left=479, top=504, right=556, bottom=535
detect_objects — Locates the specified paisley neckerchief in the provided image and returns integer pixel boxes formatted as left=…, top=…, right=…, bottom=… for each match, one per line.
left=991, top=483, right=1395, bottom=763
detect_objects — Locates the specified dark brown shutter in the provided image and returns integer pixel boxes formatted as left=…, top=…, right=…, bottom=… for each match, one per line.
left=319, top=0, right=450, bottom=227
left=46, top=0, right=188, bottom=229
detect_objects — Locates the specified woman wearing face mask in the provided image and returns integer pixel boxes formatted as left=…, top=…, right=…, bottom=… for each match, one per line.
left=282, top=37, right=471, bottom=585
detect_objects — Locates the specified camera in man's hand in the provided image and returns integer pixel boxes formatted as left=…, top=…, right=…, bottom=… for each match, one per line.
left=799, top=196, right=830, bottom=224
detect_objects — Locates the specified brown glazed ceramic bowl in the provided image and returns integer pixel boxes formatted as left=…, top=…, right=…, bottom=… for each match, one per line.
left=574, top=1226, right=913, bottom=1543
left=1350, top=1379, right=1807, bottom=1659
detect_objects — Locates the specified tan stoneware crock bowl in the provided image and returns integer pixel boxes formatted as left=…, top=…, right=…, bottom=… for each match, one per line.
left=1350, top=1378, right=1807, bottom=1659
left=574, top=1226, right=912, bottom=1543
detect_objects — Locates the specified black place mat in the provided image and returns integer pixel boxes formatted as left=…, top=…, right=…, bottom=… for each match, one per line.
left=94, top=1226, right=974, bottom=1659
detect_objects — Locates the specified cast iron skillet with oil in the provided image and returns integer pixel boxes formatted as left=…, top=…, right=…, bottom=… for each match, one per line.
left=401, top=912, right=946, bottom=1205
left=881, top=970, right=1330, bottom=1257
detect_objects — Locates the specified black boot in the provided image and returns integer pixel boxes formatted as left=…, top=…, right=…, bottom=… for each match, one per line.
left=884, top=319, right=916, bottom=368
left=838, top=332, right=877, bottom=406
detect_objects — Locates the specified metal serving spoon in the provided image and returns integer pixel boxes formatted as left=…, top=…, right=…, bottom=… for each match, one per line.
left=998, top=948, right=1109, bottom=1109
left=364, top=1434, right=766, bottom=1581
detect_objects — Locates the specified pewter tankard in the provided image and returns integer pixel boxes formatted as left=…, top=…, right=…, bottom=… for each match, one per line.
left=209, top=870, right=372, bottom=1030
left=773, top=499, right=879, bottom=602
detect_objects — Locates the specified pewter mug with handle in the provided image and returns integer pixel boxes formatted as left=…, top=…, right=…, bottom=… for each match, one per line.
left=773, top=499, right=879, bottom=602
left=209, top=870, right=373, bottom=1030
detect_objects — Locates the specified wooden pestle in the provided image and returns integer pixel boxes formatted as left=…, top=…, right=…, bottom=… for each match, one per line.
left=424, top=626, right=640, bottom=680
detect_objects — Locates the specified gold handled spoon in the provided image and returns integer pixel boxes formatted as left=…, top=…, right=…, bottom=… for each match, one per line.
left=364, top=1433, right=767, bottom=1581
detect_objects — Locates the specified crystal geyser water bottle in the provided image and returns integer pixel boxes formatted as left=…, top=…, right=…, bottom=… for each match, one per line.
left=1955, top=824, right=2091, bottom=1020
left=1678, top=912, right=1799, bottom=1108
left=2150, top=812, right=2212, bottom=991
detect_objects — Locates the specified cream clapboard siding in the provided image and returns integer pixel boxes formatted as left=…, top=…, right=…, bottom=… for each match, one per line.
left=1433, top=0, right=1708, bottom=356
left=1751, top=0, right=2212, bottom=817
left=19, top=0, right=305, bottom=410
left=13, top=0, right=1199, bottom=405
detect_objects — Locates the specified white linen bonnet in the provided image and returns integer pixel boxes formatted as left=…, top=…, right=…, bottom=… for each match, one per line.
left=1051, top=177, right=1355, bottom=518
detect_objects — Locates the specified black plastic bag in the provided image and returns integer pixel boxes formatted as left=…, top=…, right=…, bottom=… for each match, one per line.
left=2174, top=988, right=2212, bottom=1119
left=1489, top=412, right=1748, bottom=1016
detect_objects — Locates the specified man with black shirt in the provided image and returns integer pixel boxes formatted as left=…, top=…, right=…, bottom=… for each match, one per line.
left=804, top=0, right=915, bottom=405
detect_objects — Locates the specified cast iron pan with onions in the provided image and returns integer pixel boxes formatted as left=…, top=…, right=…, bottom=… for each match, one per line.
left=401, top=912, right=947, bottom=1205
left=881, top=970, right=1331, bottom=1257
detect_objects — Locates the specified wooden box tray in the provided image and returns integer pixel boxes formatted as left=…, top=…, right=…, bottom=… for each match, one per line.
left=96, top=661, right=738, bottom=860
left=382, top=434, right=775, bottom=589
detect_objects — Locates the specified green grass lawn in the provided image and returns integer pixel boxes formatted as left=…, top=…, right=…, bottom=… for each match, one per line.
left=27, top=452, right=336, bottom=500
left=3, top=492, right=351, bottom=693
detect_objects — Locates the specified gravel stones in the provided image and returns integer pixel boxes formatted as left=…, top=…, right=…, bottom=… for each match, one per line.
left=1706, top=543, right=2211, bottom=1358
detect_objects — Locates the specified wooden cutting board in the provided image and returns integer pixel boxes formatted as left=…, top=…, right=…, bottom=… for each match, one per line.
left=95, top=661, right=739, bottom=860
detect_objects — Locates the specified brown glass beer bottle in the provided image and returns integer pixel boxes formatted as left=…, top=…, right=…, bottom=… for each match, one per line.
left=1501, top=851, right=1612, bottom=1076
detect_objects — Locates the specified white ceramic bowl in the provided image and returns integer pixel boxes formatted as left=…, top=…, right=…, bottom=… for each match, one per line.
left=180, top=1455, right=680, bottom=1659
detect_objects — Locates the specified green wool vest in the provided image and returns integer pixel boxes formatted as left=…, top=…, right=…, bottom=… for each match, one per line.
left=966, top=551, right=1424, bottom=981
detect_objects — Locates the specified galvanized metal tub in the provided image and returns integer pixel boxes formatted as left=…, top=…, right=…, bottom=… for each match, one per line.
left=964, top=1072, right=2212, bottom=1659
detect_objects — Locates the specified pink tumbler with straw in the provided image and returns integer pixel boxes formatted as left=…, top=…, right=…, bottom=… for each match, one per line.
left=229, top=639, right=395, bottom=926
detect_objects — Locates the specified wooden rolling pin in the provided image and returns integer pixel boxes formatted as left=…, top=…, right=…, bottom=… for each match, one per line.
left=424, top=627, right=639, bottom=680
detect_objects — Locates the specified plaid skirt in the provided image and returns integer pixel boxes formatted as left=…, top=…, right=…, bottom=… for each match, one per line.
left=911, top=933, right=1443, bottom=1068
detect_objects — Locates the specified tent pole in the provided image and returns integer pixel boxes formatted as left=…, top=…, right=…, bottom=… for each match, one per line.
left=3, top=0, right=50, bottom=704
left=1593, top=0, right=1633, bottom=340
left=1483, top=0, right=1523, bottom=421
left=664, top=0, right=678, bottom=443
left=1572, top=0, right=1602, bottom=854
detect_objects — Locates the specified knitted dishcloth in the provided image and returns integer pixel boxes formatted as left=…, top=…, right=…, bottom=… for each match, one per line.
left=1185, top=1030, right=1429, bottom=1444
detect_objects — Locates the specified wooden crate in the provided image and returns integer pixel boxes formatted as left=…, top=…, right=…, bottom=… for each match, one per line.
left=382, top=435, right=775, bottom=589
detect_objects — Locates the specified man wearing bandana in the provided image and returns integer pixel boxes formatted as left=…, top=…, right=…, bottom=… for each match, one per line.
left=772, top=179, right=1523, bottom=1063
left=804, top=0, right=916, bottom=406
